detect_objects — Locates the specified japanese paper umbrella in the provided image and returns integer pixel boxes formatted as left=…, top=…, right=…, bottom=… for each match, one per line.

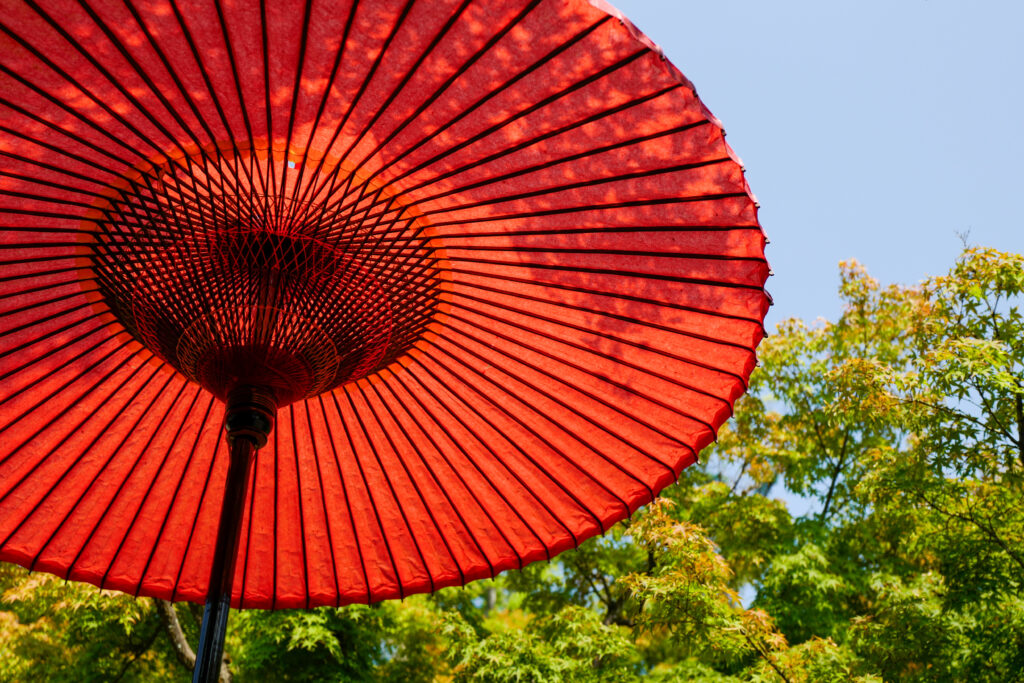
left=0, top=0, right=770, bottom=677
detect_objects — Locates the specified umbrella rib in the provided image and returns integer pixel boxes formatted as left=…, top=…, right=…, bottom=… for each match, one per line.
left=435, top=224, right=763, bottom=239
left=0, top=171, right=108, bottom=201
left=435, top=315, right=715, bottom=455
left=278, top=0, right=316, bottom=220
left=0, top=315, right=119, bottom=377
left=444, top=245, right=766, bottom=264
left=413, top=159, right=736, bottom=218
left=337, top=186, right=754, bottom=246
left=23, top=0, right=214, bottom=165
left=328, top=389, right=406, bottom=600
left=450, top=266, right=768, bottom=332
left=401, top=111, right=704, bottom=205
left=0, top=61, right=150, bottom=165
left=0, top=284, right=99, bottom=316
left=343, top=384, right=436, bottom=595
left=450, top=254, right=763, bottom=291
left=100, top=382, right=201, bottom=590
left=421, top=331, right=670, bottom=502
left=0, top=146, right=121, bottom=189
left=28, top=362, right=170, bottom=573
left=0, top=225, right=83, bottom=235
left=370, top=371, right=507, bottom=577
left=444, top=295, right=740, bottom=410
left=132, top=393, right=218, bottom=598
left=380, top=366, right=530, bottom=570
left=0, top=329, right=132, bottom=421
left=397, top=357, right=559, bottom=559
left=353, top=11, right=613, bottom=191
left=169, top=399, right=229, bottom=603
left=313, top=394, right=372, bottom=605
left=237, top=429, right=260, bottom=609
left=0, top=346, right=147, bottom=550
left=0, top=207, right=107, bottom=222
left=447, top=282, right=755, bottom=383
left=0, top=240, right=99, bottom=251
left=288, top=406, right=314, bottom=609
left=358, top=380, right=469, bottom=586
left=0, top=265, right=83, bottom=288
left=374, top=46, right=648, bottom=192
left=404, top=351, right=588, bottom=546
left=288, top=411, right=311, bottom=610
left=0, top=191, right=97, bottom=213
left=271, top=426, right=281, bottom=609
left=427, top=192, right=754, bottom=228
left=299, top=402, right=343, bottom=604
left=258, top=0, right=277, bottom=208
left=340, top=0, right=545, bottom=190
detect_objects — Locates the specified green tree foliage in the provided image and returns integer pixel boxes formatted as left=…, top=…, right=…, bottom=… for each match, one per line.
left=1, top=247, right=1021, bottom=681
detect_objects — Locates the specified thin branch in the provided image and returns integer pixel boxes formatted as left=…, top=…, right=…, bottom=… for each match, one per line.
left=1015, top=393, right=1024, bottom=468
left=741, top=628, right=792, bottom=683
left=819, top=430, right=850, bottom=523
left=916, top=491, right=1024, bottom=580
left=967, top=376, right=1016, bottom=443
left=729, top=459, right=750, bottom=496
left=907, top=398, right=1016, bottom=445
left=110, top=619, right=161, bottom=683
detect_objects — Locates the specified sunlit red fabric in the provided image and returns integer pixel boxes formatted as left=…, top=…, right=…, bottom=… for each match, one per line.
left=0, top=0, right=770, bottom=608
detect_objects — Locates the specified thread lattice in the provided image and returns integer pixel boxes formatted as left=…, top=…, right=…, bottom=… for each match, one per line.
left=88, top=147, right=440, bottom=404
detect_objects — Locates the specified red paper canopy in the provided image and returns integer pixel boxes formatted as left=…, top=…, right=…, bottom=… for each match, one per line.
left=0, top=0, right=770, bottom=609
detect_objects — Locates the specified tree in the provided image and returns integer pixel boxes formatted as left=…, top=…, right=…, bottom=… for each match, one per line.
left=1, top=247, right=1021, bottom=681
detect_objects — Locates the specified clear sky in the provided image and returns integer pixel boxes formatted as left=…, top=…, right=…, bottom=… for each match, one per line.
left=611, top=0, right=1024, bottom=329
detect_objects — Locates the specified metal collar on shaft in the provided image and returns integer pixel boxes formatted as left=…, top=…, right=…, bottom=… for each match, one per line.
left=224, top=385, right=277, bottom=448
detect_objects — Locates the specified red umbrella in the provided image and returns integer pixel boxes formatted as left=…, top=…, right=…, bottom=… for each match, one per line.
left=0, top=0, right=769, bottom=678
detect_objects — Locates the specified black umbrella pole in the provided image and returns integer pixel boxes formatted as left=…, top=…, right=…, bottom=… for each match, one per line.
left=193, top=387, right=276, bottom=683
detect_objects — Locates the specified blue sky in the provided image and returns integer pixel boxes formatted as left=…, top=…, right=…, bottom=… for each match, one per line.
left=612, top=0, right=1024, bottom=328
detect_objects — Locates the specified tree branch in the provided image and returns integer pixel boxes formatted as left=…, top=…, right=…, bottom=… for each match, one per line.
left=819, top=430, right=850, bottom=522
left=155, top=599, right=232, bottom=683
left=741, top=627, right=792, bottom=683
left=916, top=491, right=1024, bottom=580
left=157, top=599, right=196, bottom=672
left=967, top=376, right=1016, bottom=444
left=110, top=620, right=161, bottom=683
left=1015, top=393, right=1024, bottom=468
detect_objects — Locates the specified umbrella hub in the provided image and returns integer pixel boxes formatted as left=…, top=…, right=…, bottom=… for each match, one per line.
left=85, top=145, right=443, bottom=405
left=111, top=223, right=393, bottom=405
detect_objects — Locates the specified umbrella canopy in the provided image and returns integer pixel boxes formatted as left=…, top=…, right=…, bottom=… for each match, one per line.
left=0, top=0, right=770, bottom=610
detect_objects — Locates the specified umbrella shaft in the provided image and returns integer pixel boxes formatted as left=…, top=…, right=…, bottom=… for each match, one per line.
left=193, top=435, right=256, bottom=683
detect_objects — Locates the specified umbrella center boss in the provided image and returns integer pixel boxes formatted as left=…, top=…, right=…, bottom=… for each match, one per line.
left=78, top=143, right=444, bottom=408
